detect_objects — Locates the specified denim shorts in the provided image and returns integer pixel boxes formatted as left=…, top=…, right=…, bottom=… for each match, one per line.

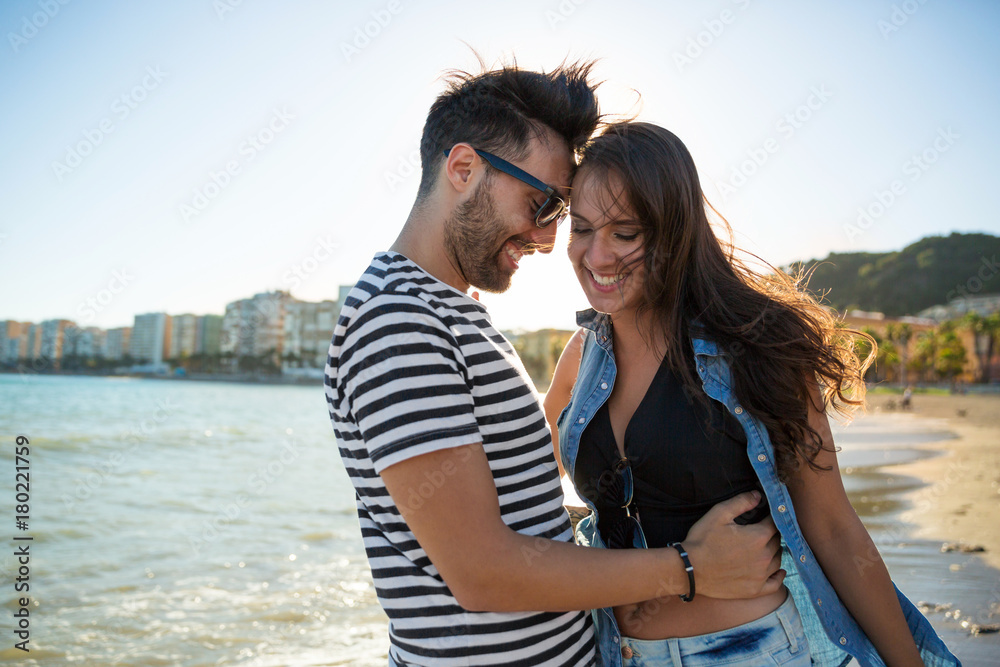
left=618, top=593, right=810, bottom=666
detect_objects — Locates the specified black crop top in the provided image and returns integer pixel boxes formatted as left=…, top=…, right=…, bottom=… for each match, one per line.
left=574, top=356, right=768, bottom=548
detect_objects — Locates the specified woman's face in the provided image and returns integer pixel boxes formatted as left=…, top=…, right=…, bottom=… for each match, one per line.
left=567, top=170, right=646, bottom=319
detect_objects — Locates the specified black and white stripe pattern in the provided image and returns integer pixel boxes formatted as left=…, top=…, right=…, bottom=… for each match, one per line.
left=325, top=252, right=595, bottom=666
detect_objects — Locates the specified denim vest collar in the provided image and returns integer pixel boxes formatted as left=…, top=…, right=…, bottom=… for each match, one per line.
left=576, top=308, right=724, bottom=358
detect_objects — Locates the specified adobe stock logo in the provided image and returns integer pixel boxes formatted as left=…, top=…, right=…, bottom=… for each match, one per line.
left=51, top=66, right=168, bottom=182
left=7, top=0, right=71, bottom=53
left=715, top=85, right=832, bottom=202
left=76, top=268, right=134, bottom=323
left=340, top=0, right=403, bottom=63
left=673, top=0, right=752, bottom=73
left=178, top=108, right=294, bottom=223
left=843, top=126, right=958, bottom=243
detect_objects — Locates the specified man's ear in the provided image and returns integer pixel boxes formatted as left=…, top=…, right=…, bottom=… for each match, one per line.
left=443, top=143, right=481, bottom=195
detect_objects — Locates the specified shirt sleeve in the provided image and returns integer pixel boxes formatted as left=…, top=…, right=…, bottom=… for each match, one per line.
left=337, top=293, right=482, bottom=473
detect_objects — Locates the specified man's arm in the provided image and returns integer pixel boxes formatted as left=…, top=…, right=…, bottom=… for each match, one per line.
left=381, top=443, right=785, bottom=613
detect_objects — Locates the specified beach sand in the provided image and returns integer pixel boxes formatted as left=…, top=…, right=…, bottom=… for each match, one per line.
left=864, top=393, right=1000, bottom=571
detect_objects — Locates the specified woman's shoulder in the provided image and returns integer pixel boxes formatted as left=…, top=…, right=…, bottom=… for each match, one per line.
left=567, top=327, right=588, bottom=353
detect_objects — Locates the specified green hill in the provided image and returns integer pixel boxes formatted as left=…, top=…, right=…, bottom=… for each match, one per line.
left=788, top=232, right=1000, bottom=316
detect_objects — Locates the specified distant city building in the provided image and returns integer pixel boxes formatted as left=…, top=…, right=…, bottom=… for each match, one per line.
left=130, top=313, right=172, bottom=365
left=25, top=324, right=42, bottom=361
left=67, top=327, right=107, bottom=359
left=0, top=321, right=29, bottom=364
left=840, top=310, right=979, bottom=383
left=40, top=319, right=75, bottom=364
left=195, top=314, right=222, bottom=355
left=169, top=314, right=198, bottom=359
left=506, top=328, right=575, bottom=390
left=283, top=299, right=338, bottom=372
left=335, top=284, right=354, bottom=323
left=842, top=311, right=936, bottom=331
left=918, top=293, right=1000, bottom=322
left=103, top=327, right=132, bottom=360
left=221, top=291, right=291, bottom=369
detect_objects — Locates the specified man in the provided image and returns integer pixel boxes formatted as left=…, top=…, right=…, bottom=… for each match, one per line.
left=324, top=61, right=783, bottom=666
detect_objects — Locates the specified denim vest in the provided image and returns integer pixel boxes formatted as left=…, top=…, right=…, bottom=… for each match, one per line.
left=557, top=310, right=960, bottom=667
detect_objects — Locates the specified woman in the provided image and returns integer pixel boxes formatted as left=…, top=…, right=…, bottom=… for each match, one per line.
left=544, top=122, right=959, bottom=667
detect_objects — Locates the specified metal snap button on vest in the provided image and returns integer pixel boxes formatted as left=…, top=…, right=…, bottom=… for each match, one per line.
left=777, top=505, right=786, bottom=512
left=800, top=554, right=807, bottom=563
left=600, top=382, right=608, bottom=390
left=839, top=637, right=847, bottom=645
left=578, top=417, right=585, bottom=424
left=734, top=406, right=744, bottom=414
left=621, top=646, right=633, bottom=659
left=757, top=454, right=767, bottom=462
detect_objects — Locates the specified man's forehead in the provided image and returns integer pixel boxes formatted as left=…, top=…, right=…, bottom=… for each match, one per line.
left=526, top=137, right=575, bottom=196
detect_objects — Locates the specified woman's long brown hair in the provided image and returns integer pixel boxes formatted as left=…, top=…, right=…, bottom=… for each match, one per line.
left=576, top=121, right=874, bottom=481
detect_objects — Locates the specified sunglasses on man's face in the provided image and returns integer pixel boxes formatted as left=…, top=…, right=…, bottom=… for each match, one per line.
left=598, top=457, right=648, bottom=550
left=442, top=147, right=568, bottom=228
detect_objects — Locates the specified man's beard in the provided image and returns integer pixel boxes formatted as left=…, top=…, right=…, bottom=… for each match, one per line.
left=443, top=177, right=518, bottom=294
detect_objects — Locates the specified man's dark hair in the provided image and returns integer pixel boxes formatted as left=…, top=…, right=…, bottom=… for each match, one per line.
left=416, top=58, right=601, bottom=199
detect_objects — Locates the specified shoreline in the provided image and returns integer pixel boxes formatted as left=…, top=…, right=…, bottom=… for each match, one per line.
left=0, top=369, right=323, bottom=386
left=863, top=393, right=1000, bottom=570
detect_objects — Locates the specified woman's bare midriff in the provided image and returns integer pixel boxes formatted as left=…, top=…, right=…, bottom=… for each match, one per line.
left=614, top=585, right=788, bottom=639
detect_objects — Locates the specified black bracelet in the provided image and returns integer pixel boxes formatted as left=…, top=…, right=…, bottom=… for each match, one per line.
left=669, top=542, right=695, bottom=602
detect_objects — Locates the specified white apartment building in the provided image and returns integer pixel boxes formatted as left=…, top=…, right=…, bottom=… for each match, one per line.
left=130, top=313, right=172, bottom=365
left=70, top=327, right=107, bottom=358
left=40, top=319, right=75, bottom=362
left=283, top=299, right=338, bottom=371
left=221, top=291, right=291, bottom=366
left=919, top=293, right=1000, bottom=322
left=195, top=314, right=223, bottom=355
left=103, top=327, right=132, bottom=360
left=169, top=314, right=198, bottom=359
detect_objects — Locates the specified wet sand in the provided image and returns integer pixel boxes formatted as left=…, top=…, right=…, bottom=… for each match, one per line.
left=839, top=392, right=1000, bottom=665
left=863, top=393, right=1000, bottom=571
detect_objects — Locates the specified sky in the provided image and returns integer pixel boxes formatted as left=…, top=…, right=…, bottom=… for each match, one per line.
left=1, top=0, right=998, bottom=333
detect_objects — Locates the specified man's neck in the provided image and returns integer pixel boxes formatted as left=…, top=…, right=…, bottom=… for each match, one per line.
left=389, top=205, right=469, bottom=293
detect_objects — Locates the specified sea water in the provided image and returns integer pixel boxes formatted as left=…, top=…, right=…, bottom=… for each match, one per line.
left=0, top=375, right=996, bottom=666
left=0, top=374, right=387, bottom=666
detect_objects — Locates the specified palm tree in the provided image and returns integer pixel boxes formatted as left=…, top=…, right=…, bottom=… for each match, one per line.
left=935, top=322, right=968, bottom=387
left=874, top=336, right=899, bottom=383
left=886, top=322, right=913, bottom=386
left=962, top=312, right=1000, bottom=383
left=910, top=329, right=939, bottom=383
left=856, top=326, right=896, bottom=383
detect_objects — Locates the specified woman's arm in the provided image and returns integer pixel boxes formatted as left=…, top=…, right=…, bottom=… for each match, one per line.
left=786, top=383, right=923, bottom=667
left=542, top=328, right=586, bottom=477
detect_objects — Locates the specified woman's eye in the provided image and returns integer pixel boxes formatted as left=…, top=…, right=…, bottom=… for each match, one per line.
left=570, top=225, right=591, bottom=235
left=615, top=233, right=639, bottom=242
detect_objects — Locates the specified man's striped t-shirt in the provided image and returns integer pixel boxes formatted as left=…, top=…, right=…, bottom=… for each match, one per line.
left=324, top=252, right=595, bottom=666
